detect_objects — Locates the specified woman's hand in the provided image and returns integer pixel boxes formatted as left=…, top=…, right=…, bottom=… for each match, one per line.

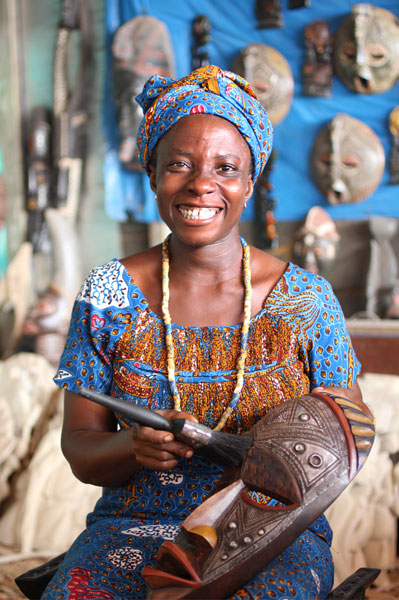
left=62, top=390, right=199, bottom=487
left=131, top=409, right=198, bottom=470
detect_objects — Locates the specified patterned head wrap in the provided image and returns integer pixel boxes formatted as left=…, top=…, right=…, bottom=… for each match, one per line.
left=135, top=65, right=273, bottom=183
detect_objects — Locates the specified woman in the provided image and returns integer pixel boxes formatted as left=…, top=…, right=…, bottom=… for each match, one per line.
left=44, top=65, right=367, bottom=599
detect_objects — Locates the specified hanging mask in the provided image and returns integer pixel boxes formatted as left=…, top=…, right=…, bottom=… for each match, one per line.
left=231, top=43, right=294, bottom=125
left=293, top=206, right=340, bottom=274
left=310, top=113, right=385, bottom=205
left=112, top=16, right=175, bottom=171
left=334, top=3, right=399, bottom=94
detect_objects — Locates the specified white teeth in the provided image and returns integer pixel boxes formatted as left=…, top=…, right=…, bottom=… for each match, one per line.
left=178, top=207, right=220, bottom=220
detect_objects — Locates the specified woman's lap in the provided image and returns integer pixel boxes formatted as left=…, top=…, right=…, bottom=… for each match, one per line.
left=42, top=518, right=333, bottom=599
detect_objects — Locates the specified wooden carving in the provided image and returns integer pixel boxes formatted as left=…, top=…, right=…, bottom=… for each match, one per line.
left=143, top=392, right=375, bottom=599
left=302, top=20, right=333, bottom=97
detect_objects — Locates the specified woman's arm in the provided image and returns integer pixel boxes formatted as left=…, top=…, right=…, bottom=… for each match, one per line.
left=61, top=389, right=196, bottom=487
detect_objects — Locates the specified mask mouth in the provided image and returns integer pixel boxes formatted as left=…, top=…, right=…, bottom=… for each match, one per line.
left=326, top=179, right=349, bottom=205
left=327, top=188, right=350, bottom=205
left=353, top=75, right=372, bottom=93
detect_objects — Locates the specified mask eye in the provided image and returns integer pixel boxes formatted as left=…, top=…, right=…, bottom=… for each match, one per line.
left=341, top=155, right=360, bottom=170
left=341, top=41, right=356, bottom=62
left=366, top=43, right=388, bottom=66
left=318, top=153, right=331, bottom=168
left=253, top=80, right=270, bottom=93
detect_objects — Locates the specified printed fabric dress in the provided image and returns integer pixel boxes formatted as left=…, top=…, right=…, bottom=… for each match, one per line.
left=45, top=258, right=361, bottom=600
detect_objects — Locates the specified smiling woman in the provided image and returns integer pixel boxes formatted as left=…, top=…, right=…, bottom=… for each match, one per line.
left=147, top=114, right=254, bottom=253
left=41, top=65, right=372, bottom=600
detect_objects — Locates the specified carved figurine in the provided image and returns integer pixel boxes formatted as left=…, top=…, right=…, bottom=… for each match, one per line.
left=0, top=165, right=5, bottom=278
left=310, top=113, right=385, bottom=205
left=388, top=106, right=399, bottom=186
left=25, top=106, right=52, bottom=254
left=255, top=0, right=283, bottom=29
left=366, top=217, right=399, bottom=319
left=293, top=206, right=340, bottom=275
left=231, top=43, right=294, bottom=125
left=112, top=16, right=175, bottom=171
left=21, top=209, right=82, bottom=366
left=333, top=3, right=399, bottom=94
left=142, top=392, right=375, bottom=599
left=386, top=279, right=399, bottom=319
left=192, top=15, right=211, bottom=70
left=289, top=0, right=311, bottom=7
left=52, top=0, right=94, bottom=221
left=253, top=151, right=279, bottom=250
left=302, top=20, right=334, bottom=97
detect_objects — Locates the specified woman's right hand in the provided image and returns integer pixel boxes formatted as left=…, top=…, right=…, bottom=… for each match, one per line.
left=62, top=391, right=199, bottom=486
left=131, top=409, right=197, bottom=470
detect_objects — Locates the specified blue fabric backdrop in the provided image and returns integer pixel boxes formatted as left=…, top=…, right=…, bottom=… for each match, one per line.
left=103, top=0, right=399, bottom=223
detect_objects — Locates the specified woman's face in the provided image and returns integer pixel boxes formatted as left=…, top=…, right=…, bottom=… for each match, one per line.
left=149, top=114, right=253, bottom=247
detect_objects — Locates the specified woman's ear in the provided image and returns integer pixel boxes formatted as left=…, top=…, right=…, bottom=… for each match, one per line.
left=244, top=177, right=254, bottom=203
left=149, top=168, right=157, bottom=193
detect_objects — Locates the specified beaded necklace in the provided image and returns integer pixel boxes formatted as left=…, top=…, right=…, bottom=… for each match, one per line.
left=161, top=235, right=252, bottom=431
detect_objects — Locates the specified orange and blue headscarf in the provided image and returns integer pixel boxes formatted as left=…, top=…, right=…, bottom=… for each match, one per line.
left=135, top=65, right=273, bottom=183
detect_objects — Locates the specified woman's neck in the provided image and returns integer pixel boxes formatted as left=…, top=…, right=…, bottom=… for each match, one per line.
left=168, top=234, right=245, bottom=287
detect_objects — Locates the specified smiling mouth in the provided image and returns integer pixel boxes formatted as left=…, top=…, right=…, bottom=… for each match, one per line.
left=178, top=206, right=222, bottom=221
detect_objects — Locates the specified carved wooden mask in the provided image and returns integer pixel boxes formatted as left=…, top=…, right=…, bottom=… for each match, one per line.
left=231, top=43, right=294, bottom=125
left=310, top=113, right=385, bottom=205
left=112, top=16, right=175, bottom=171
left=334, top=3, right=399, bottom=94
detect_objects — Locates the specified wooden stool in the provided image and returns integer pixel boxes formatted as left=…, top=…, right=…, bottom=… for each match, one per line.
left=15, top=555, right=380, bottom=600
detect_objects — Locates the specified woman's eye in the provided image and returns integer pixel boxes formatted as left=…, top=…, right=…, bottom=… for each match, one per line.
left=169, top=161, right=188, bottom=169
left=217, top=164, right=237, bottom=173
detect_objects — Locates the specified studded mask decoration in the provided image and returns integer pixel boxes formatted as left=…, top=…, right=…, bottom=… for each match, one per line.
left=310, top=113, right=385, bottom=205
left=333, top=3, right=399, bottom=94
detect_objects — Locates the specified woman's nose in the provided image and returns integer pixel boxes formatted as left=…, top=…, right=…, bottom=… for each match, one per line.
left=187, top=168, right=216, bottom=196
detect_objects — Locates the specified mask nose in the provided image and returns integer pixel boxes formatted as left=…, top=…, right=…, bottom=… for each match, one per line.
left=327, top=179, right=349, bottom=205
left=354, top=44, right=373, bottom=89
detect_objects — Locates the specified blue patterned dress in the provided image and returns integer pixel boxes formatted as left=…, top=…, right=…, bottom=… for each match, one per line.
left=44, top=258, right=360, bottom=599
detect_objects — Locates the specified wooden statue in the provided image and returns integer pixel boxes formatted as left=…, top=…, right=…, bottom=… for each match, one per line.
left=289, top=0, right=311, bottom=8
left=388, top=106, right=399, bottom=185
left=192, top=15, right=211, bottom=70
left=293, top=206, right=340, bottom=275
left=255, top=0, right=283, bottom=29
left=302, top=20, right=334, bottom=97
left=253, top=151, right=279, bottom=250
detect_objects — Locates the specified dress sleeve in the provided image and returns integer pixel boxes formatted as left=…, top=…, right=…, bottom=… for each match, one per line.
left=302, top=276, right=361, bottom=390
left=53, top=260, right=130, bottom=394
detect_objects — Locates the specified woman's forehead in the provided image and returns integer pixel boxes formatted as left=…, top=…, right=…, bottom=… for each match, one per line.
left=158, top=113, right=250, bottom=149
